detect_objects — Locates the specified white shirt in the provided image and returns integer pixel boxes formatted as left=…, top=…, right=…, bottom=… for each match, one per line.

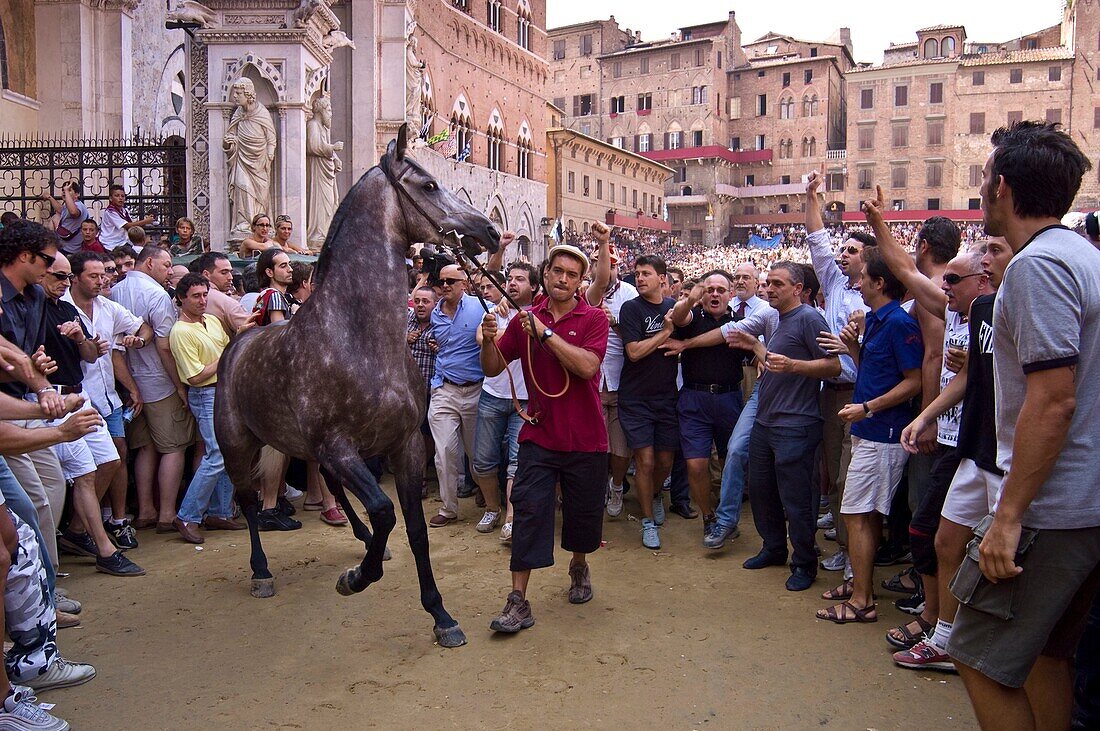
left=483, top=308, right=528, bottom=400
left=937, top=308, right=968, bottom=447
left=807, top=228, right=863, bottom=383
left=100, top=206, right=132, bottom=250
left=593, top=279, right=638, bottom=392
left=109, top=271, right=178, bottom=402
left=62, top=292, right=143, bottom=417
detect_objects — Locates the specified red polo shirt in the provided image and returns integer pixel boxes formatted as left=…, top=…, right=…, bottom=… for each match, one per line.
left=495, top=296, right=609, bottom=453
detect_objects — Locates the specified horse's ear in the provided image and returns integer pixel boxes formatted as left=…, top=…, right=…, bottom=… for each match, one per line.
left=395, top=124, right=408, bottom=162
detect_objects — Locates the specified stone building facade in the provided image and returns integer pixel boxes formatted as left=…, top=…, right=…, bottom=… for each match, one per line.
left=546, top=127, right=672, bottom=240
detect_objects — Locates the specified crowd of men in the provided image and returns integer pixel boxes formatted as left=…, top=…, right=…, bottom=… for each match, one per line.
left=0, top=119, right=1096, bottom=729
left=0, top=197, right=329, bottom=727
left=411, top=121, right=1099, bottom=730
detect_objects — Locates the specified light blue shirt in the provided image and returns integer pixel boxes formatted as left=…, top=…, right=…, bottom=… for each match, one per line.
left=429, top=293, right=485, bottom=389
left=807, top=228, right=863, bottom=384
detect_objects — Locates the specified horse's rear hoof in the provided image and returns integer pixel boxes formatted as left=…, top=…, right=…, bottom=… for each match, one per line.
left=434, top=624, right=467, bottom=648
left=383, top=546, right=393, bottom=561
left=250, top=578, right=276, bottom=598
left=335, top=568, right=359, bottom=596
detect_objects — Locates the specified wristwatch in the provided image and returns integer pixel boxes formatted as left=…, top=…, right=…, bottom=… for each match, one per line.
left=862, top=402, right=874, bottom=418
left=540, top=328, right=554, bottom=342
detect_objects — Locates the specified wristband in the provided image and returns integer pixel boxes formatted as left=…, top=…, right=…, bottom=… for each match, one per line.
left=36, top=387, right=55, bottom=395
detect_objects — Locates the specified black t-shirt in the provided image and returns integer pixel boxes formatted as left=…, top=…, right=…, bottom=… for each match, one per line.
left=0, top=276, right=48, bottom=397
left=955, top=294, right=1002, bottom=476
left=675, top=306, right=746, bottom=387
left=43, top=298, right=92, bottom=388
left=618, top=295, right=678, bottom=401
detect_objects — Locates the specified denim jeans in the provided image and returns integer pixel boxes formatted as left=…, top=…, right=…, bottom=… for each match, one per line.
left=472, top=391, right=525, bottom=481
left=747, top=421, right=824, bottom=574
left=714, top=383, right=759, bottom=530
left=177, top=386, right=234, bottom=524
left=0, top=457, right=55, bottom=598
left=1074, top=590, right=1100, bottom=729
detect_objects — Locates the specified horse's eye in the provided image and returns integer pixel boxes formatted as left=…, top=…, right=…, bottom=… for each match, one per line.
left=424, top=182, right=437, bottom=192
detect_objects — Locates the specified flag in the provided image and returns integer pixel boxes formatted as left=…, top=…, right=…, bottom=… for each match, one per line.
left=551, top=218, right=563, bottom=245
left=457, top=141, right=472, bottom=162
left=427, top=128, right=450, bottom=146
left=418, top=112, right=434, bottom=141
left=440, top=135, right=458, bottom=158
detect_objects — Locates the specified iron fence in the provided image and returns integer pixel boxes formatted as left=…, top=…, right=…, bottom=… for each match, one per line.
left=0, top=133, right=188, bottom=242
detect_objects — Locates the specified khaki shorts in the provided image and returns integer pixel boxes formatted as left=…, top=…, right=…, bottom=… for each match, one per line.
left=600, top=390, right=630, bottom=459
left=127, top=392, right=197, bottom=454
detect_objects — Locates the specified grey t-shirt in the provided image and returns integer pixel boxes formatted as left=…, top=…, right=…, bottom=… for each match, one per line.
left=994, top=225, right=1100, bottom=529
left=756, top=304, right=834, bottom=428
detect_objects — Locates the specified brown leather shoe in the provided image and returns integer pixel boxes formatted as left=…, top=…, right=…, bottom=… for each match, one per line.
left=172, top=518, right=204, bottom=544
left=428, top=513, right=457, bottom=528
left=155, top=522, right=176, bottom=534
left=57, top=610, right=81, bottom=629
left=203, top=516, right=246, bottom=531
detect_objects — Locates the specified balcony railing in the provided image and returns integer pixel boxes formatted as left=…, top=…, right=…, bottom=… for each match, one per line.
left=826, top=149, right=847, bottom=161
left=716, top=182, right=805, bottom=199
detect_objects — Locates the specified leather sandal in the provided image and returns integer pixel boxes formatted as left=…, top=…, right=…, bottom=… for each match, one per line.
left=816, top=601, right=878, bottom=624
left=886, top=616, right=934, bottom=650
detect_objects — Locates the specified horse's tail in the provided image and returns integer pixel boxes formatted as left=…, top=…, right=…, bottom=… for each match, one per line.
left=252, top=446, right=286, bottom=486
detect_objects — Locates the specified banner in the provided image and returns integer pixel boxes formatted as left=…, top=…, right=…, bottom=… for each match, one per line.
left=747, top=234, right=784, bottom=249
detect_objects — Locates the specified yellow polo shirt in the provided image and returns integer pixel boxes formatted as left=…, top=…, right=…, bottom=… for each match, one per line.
left=169, top=314, right=230, bottom=386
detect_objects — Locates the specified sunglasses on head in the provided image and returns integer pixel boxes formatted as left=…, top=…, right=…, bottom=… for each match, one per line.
left=440, top=277, right=467, bottom=286
left=942, top=272, right=982, bottom=285
left=48, top=271, right=75, bottom=282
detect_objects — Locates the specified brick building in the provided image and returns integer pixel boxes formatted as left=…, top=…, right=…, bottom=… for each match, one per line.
left=844, top=2, right=1100, bottom=221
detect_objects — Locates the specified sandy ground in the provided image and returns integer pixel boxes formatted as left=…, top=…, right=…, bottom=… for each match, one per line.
left=50, top=480, right=975, bottom=730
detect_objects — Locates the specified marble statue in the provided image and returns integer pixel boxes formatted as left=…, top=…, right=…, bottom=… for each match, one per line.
left=167, top=0, right=217, bottom=28
left=293, top=0, right=322, bottom=27
left=305, top=96, right=344, bottom=249
left=322, top=30, right=356, bottom=52
left=223, top=77, right=278, bottom=238
left=405, top=32, right=426, bottom=135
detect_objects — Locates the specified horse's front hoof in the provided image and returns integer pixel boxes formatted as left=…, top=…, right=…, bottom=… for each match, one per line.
left=434, top=624, right=467, bottom=648
left=383, top=546, right=393, bottom=561
left=335, top=568, right=359, bottom=596
left=250, top=578, right=276, bottom=598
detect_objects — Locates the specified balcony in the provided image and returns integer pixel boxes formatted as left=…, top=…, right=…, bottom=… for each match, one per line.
left=665, top=194, right=709, bottom=205
left=639, top=146, right=773, bottom=165
left=826, top=149, right=847, bottom=161
left=716, top=182, right=805, bottom=199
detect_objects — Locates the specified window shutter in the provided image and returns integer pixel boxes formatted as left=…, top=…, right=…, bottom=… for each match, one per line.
left=664, top=132, right=670, bottom=149
left=572, top=96, right=580, bottom=117
left=634, top=135, right=640, bottom=152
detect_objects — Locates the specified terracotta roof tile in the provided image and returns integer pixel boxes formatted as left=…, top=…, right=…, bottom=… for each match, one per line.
left=959, top=47, right=1075, bottom=66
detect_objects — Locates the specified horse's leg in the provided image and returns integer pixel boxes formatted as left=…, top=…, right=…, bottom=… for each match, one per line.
left=319, top=466, right=389, bottom=560
left=317, top=440, right=396, bottom=596
left=392, top=434, right=466, bottom=648
left=218, top=418, right=274, bottom=598
left=237, top=487, right=275, bottom=598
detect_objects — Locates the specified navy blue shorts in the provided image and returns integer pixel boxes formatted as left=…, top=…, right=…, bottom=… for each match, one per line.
left=677, top=388, right=743, bottom=460
left=618, top=397, right=680, bottom=452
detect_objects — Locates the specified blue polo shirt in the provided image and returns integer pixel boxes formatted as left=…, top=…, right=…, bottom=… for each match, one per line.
left=429, top=293, right=485, bottom=388
left=851, top=299, right=923, bottom=443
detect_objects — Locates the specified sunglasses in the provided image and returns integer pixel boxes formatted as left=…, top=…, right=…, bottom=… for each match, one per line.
left=48, top=271, right=75, bottom=282
left=34, top=251, right=56, bottom=267
left=838, top=246, right=861, bottom=256
left=440, top=278, right=467, bottom=286
left=942, top=272, right=982, bottom=285
left=104, top=267, right=118, bottom=274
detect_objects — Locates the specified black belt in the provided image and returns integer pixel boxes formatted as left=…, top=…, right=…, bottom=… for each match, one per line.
left=684, top=383, right=738, bottom=394
left=443, top=377, right=483, bottom=388
left=824, top=382, right=855, bottom=391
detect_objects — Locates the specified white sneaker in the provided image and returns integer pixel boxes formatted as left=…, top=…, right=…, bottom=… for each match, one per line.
left=476, top=511, right=500, bottom=534
left=606, top=480, right=624, bottom=518
left=0, top=687, right=68, bottom=730
left=284, top=485, right=304, bottom=501
left=499, top=522, right=512, bottom=543
left=816, top=511, right=834, bottom=530
left=652, top=495, right=666, bottom=526
left=53, top=592, right=80, bottom=615
left=24, top=657, right=96, bottom=692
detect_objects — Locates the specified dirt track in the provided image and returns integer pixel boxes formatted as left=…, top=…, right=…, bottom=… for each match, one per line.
left=50, top=481, right=974, bottom=730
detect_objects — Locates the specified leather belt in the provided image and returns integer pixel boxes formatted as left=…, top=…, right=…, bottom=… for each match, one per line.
left=684, top=383, right=738, bottom=394
left=824, top=382, right=855, bottom=391
left=443, top=377, right=483, bottom=388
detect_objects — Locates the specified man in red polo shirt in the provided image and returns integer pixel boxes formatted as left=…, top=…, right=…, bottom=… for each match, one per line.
left=480, top=241, right=609, bottom=633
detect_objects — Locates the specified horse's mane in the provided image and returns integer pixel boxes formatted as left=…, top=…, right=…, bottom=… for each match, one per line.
left=313, top=155, right=390, bottom=288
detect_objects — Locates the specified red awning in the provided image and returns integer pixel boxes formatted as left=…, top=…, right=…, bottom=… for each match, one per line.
left=605, top=211, right=672, bottom=232
left=840, top=209, right=984, bottom=223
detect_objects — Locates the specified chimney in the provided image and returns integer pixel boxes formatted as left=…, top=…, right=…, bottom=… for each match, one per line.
left=839, top=27, right=852, bottom=53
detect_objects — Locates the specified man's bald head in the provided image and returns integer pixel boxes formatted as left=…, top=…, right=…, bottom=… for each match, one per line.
left=732, top=263, right=759, bottom=299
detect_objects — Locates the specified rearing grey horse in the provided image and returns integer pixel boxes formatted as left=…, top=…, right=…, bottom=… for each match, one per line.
left=214, top=125, right=498, bottom=647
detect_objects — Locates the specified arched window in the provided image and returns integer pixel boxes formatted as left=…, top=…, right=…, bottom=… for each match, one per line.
left=810, top=95, right=819, bottom=116
left=420, top=70, right=436, bottom=134
left=450, top=96, right=474, bottom=161
left=808, top=136, right=817, bottom=157
left=486, top=108, right=505, bottom=171
left=924, top=38, right=939, bottom=59
left=801, top=136, right=810, bottom=157
left=942, top=36, right=956, bottom=56
left=516, top=0, right=532, bottom=50
left=779, top=97, right=793, bottom=120
left=485, top=0, right=501, bottom=32
left=517, top=118, right=532, bottom=179
left=802, top=96, right=811, bottom=117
